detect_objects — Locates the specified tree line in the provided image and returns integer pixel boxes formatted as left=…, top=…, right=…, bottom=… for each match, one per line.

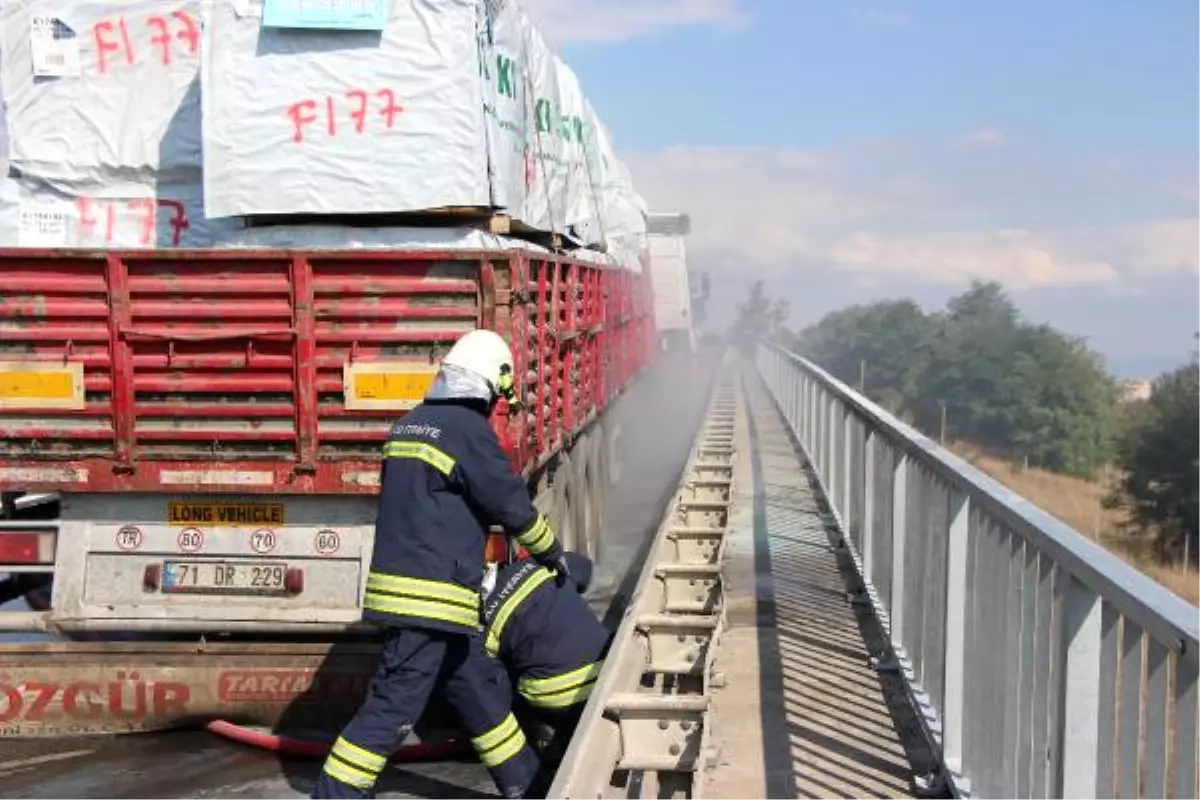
left=730, top=279, right=1199, bottom=566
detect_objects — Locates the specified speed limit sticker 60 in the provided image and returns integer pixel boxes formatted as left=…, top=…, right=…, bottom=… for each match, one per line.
left=314, top=529, right=340, bottom=556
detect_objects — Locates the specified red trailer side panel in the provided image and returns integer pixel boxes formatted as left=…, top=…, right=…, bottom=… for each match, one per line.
left=0, top=248, right=653, bottom=495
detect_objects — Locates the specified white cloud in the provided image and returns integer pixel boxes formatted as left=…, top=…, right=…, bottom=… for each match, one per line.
left=850, top=8, right=912, bottom=27
left=955, top=127, right=1007, bottom=150
left=518, top=0, right=751, bottom=44
left=624, top=142, right=1199, bottom=291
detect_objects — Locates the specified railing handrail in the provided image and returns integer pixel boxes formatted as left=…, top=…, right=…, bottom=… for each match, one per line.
left=763, top=341, right=1199, bottom=661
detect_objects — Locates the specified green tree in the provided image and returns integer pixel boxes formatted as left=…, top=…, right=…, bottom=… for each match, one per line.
left=1109, top=353, right=1200, bottom=563
left=998, top=325, right=1117, bottom=477
left=795, top=300, right=936, bottom=414
left=788, top=279, right=1117, bottom=476
left=914, top=281, right=1024, bottom=452
left=731, top=281, right=790, bottom=352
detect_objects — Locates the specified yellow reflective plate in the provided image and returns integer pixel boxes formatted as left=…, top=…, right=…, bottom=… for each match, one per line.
left=0, top=361, right=84, bottom=409
left=343, top=362, right=438, bottom=411
left=167, top=501, right=286, bottom=527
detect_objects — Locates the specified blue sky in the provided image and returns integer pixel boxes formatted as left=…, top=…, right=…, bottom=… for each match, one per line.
left=525, top=0, right=1199, bottom=377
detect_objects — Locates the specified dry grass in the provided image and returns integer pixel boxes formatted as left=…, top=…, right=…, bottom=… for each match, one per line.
left=949, top=441, right=1199, bottom=606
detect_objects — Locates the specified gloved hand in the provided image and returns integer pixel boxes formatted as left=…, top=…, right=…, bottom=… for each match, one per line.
left=544, top=552, right=571, bottom=588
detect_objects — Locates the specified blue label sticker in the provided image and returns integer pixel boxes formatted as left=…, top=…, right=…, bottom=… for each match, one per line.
left=263, top=0, right=390, bottom=31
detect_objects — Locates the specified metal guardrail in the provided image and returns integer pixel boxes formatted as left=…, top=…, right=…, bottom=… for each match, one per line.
left=550, top=364, right=736, bottom=798
left=755, top=343, right=1198, bottom=799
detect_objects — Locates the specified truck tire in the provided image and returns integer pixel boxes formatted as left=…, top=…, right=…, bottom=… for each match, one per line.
left=605, top=409, right=623, bottom=487
left=575, top=429, right=605, bottom=565
left=551, top=453, right=578, bottom=553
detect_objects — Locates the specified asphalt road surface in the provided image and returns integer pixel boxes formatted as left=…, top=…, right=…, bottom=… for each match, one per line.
left=0, top=349, right=722, bottom=799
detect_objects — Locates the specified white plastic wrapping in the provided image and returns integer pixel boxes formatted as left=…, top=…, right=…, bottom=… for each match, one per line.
left=0, top=0, right=203, bottom=188
left=554, top=58, right=602, bottom=239
left=201, top=0, right=488, bottom=218
left=0, top=161, right=18, bottom=245
left=587, top=105, right=647, bottom=268
left=0, top=171, right=242, bottom=248
left=216, top=222, right=546, bottom=251
left=480, top=0, right=527, bottom=214
left=212, top=221, right=641, bottom=272
left=519, top=11, right=565, bottom=233
left=0, top=0, right=648, bottom=272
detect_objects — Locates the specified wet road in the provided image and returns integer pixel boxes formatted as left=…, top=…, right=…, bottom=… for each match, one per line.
left=0, top=350, right=722, bottom=799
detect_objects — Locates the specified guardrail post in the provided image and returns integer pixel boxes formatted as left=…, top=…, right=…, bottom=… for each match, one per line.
left=789, top=361, right=800, bottom=431
left=825, top=393, right=837, bottom=501
left=805, top=378, right=815, bottom=452
left=1058, top=577, right=1117, bottom=798
left=1177, top=656, right=1199, bottom=800
left=841, top=409, right=853, bottom=525
left=861, top=431, right=876, bottom=581
left=815, top=388, right=826, bottom=480
left=890, top=454, right=908, bottom=642
left=942, top=493, right=970, bottom=785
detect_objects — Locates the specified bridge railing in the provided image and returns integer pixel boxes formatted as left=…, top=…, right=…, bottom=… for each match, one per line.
left=755, top=343, right=1198, bottom=800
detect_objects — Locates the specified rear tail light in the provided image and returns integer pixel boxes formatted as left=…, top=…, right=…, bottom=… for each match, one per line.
left=285, top=567, right=304, bottom=594
left=0, top=531, right=55, bottom=565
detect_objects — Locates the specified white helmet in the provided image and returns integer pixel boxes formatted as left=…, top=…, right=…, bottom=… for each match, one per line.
left=440, top=329, right=516, bottom=402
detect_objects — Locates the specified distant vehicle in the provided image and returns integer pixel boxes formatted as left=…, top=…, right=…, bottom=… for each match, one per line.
left=646, top=212, right=710, bottom=355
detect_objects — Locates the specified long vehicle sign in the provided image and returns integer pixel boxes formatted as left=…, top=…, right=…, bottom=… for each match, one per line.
left=166, top=501, right=285, bottom=527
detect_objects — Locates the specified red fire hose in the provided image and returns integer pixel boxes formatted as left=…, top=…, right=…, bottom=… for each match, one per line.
left=206, top=719, right=469, bottom=762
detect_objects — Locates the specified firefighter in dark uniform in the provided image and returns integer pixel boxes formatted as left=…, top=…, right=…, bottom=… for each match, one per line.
left=313, top=330, right=573, bottom=800
left=480, top=550, right=613, bottom=769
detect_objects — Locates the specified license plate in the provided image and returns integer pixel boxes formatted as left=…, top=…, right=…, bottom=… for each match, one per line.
left=343, top=362, right=439, bottom=411
left=0, top=361, right=84, bottom=410
left=167, top=501, right=285, bottom=527
left=161, top=560, right=289, bottom=595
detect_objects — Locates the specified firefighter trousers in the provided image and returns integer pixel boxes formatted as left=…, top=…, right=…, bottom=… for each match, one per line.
left=312, top=626, right=539, bottom=799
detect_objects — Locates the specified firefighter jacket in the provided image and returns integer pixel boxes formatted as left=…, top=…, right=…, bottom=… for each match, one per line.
left=363, top=399, right=562, bottom=634
left=482, top=553, right=611, bottom=711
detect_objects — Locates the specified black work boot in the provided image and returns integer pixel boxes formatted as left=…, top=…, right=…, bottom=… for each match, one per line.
left=520, top=767, right=555, bottom=799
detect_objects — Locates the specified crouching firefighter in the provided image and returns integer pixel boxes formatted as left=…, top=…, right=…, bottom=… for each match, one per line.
left=313, top=329, right=574, bottom=800
left=481, top=550, right=613, bottom=768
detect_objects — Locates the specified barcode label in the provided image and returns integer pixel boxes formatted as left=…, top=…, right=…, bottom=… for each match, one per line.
left=18, top=206, right=71, bottom=247
left=29, top=15, right=81, bottom=77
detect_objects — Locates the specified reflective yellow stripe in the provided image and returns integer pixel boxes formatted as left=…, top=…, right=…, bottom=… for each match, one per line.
left=364, top=592, right=482, bottom=629
left=471, top=713, right=527, bottom=768
left=331, top=737, right=386, bottom=774
left=472, top=713, right=519, bottom=752
left=478, top=728, right=526, bottom=768
left=515, top=515, right=555, bottom=556
left=366, top=572, right=478, bottom=609
left=518, top=661, right=604, bottom=709
left=322, top=755, right=376, bottom=789
left=484, top=568, right=554, bottom=657
left=381, top=440, right=456, bottom=476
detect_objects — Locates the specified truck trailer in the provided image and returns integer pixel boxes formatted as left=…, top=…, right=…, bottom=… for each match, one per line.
left=0, top=245, right=655, bottom=636
left=0, top=0, right=665, bottom=747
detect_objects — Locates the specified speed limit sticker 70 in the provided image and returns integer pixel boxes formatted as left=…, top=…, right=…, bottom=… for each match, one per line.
left=250, top=528, right=278, bottom=554
left=314, top=529, right=340, bottom=556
